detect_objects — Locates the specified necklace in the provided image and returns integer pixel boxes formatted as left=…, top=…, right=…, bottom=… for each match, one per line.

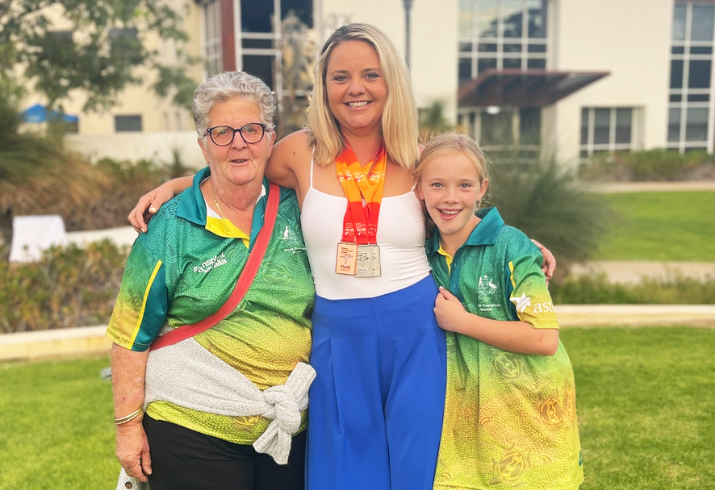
left=210, top=181, right=228, bottom=219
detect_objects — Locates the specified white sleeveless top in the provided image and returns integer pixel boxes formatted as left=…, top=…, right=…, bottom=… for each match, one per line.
left=301, top=161, right=432, bottom=300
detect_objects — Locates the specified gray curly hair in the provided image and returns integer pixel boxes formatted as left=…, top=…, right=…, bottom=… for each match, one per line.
left=193, top=71, right=276, bottom=139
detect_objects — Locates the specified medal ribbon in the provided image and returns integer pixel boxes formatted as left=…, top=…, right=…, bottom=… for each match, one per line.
left=335, top=143, right=387, bottom=245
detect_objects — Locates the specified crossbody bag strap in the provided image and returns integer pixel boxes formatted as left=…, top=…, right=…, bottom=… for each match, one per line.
left=150, top=183, right=281, bottom=351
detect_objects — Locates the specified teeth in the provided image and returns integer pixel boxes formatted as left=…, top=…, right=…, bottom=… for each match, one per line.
left=441, top=210, right=459, bottom=215
left=348, top=101, right=368, bottom=107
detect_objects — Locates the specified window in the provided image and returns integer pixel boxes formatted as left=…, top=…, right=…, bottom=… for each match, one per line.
left=115, top=115, right=143, bottom=132
left=458, top=0, right=548, bottom=84
left=203, top=0, right=223, bottom=76
left=668, top=2, right=715, bottom=153
left=580, top=108, right=635, bottom=159
left=109, top=28, right=142, bottom=64
left=457, top=107, right=541, bottom=160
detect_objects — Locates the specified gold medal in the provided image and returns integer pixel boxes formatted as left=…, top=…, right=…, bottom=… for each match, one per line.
left=336, top=242, right=358, bottom=275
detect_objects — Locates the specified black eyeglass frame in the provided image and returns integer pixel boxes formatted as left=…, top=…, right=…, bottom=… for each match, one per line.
left=205, top=123, right=268, bottom=146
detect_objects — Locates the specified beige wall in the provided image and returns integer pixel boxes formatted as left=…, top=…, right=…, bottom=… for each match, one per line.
left=317, top=0, right=459, bottom=121
left=547, top=0, right=673, bottom=164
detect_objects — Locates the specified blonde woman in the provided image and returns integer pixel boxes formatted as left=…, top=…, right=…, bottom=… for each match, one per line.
left=129, top=24, right=555, bottom=490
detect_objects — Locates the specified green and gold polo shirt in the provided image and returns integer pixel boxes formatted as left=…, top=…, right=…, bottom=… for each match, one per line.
left=106, top=167, right=315, bottom=444
left=427, top=207, right=583, bottom=490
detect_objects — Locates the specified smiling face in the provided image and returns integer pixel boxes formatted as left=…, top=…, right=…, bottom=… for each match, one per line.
left=325, top=40, right=388, bottom=137
left=417, top=151, right=489, bottom=249
left=198, top=97, right=275, bottom=188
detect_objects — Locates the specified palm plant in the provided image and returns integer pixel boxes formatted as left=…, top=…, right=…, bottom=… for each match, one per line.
left=486, top=156, right=611, bottom=271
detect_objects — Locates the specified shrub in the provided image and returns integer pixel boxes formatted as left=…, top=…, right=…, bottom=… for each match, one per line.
left=0, top=241, right=127, bottom=333
left=487, top=158, right=611, bottom=264
left=579, top=149, right=715, bottom=182
left=551, top=273, right=715, bottom=305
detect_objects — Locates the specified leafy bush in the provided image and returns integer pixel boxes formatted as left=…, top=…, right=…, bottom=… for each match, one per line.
left=579, top=149, right=715, bottom=182
left=551, top=273, right=715, bottom=305
left=487, top=158, right=611, bottom=264
left=0, top=241, right=127, bottom=333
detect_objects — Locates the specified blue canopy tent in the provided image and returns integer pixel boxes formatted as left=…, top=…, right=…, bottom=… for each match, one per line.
left=21, top=104, right=79, bottom=124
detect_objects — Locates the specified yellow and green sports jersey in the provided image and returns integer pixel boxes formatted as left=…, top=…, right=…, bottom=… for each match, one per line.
left=106, top=167, right=315, bottom=445
left=427, top=207, right=583, bottom=490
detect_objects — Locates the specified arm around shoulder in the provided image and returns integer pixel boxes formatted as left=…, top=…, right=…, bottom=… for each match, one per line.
left=266, top=130, right=313, bottom=190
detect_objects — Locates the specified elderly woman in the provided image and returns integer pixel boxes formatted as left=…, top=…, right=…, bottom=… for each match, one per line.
left=107, top=71, right=314, bottom=490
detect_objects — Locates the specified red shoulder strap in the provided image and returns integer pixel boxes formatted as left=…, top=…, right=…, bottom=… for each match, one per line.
left=151, top=183, right=281, bottom=351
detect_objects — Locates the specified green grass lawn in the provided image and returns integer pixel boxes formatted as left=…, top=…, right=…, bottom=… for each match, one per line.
left=1, top=327, right=714, bottom=489
left=595, top=191, right=715, bottom=262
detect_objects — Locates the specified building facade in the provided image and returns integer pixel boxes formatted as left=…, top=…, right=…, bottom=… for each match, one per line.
left=33, top=1, right=714, bottom=165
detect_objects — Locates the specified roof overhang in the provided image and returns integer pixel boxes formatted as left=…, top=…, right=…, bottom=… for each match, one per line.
left=458, top=69, right=610, bottom=108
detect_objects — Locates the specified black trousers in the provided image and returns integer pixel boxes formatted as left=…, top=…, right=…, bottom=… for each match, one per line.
left=143, top=414, right=305, bottom=490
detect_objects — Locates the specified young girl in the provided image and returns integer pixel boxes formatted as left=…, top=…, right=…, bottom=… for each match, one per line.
left=415, top=133, right=583, bottom=490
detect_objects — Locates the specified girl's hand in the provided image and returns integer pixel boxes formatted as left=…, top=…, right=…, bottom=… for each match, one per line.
left=128, top=183, right=178, bottom=233
left=115, top=416, right=152, bottom=482
left=531, top=239, right=556, bottom=282
left=434, top=287, right=467, bottom=333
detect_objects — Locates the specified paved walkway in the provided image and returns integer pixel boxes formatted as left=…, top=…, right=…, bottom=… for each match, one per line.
left=570, top=260, right=715, bottom=283
left=589, top=180, right=715, bottom=193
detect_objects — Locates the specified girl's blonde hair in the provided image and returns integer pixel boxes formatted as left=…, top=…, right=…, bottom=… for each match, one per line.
left=416, top=132, right=490, bottom=184
left=307, top=24, right=419, bottom=169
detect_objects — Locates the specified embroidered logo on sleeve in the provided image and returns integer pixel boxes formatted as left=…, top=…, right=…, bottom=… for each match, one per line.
left=510, top=293, right=532, bottom=313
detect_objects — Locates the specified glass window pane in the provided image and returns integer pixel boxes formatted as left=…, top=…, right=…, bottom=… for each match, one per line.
left=593, top=108, right=610, bottom=145
left=460, top=42, right=473, bottom=53
left=241, top=0, right=273, bottom=32
left=504, top=58, right=522, bottom=69
left=672, top=46, right=685, bottom=54
left=477, top=57, right=497, bottom=75
left=459, top=0, right=474, bottom=38
left=459, top=58, right=473, bottom=82
left=691, top=4, right=715, bottom=41
left=688, top=93, right=710, bottom=102
left=668, top=108, right=681, bottom=142
left=481, top=110, right=514, bottom=146
left=528, top=44, right=547, bottom=53
left=520, top=108, right=541, bottom=145
left=242, top=55, right=274, bottom=89
left=673, top=4, right=686, bottom=41
left=503, top=0, right=523, bottom=38
left=691, top=46, right=713, bottom=55
left=581, top=108, right=589, bottom=145
left=478, top=43, right=498, bottom=52
left=670, top=94, right=682, bottom=102
left=670, top=59, right=684, bottom=89
left=686, top=107, right=709, bottom=141
left=115, top=115, right=142, bottom=132
left=615, top=108, right=632, bottom=144
left=503, top=43, right=522, bottom=52
left=478, top=0, right=499, bottom=38
left=527, top=58, right=546, bottom=70
left=527, top=0, right=547, bottom=38
left=688, top=60, right=712, bottom=89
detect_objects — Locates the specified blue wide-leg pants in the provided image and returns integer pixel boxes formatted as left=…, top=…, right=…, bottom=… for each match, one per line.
left=306, top=276, right=447, bottom=490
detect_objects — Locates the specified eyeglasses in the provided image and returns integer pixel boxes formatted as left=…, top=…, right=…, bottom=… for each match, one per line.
left=206, top=123, right=267, bottom=146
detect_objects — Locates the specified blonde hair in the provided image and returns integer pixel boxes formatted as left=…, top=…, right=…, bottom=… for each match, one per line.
left=307, top=24, right=419, bottom=169
left=416, top=132, right=490, bottom=184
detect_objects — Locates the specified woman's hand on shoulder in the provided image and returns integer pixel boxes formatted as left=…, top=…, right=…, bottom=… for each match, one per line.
left=267, top=130, right=312, bottom=190
left=128, top=176, right=192, bottom=233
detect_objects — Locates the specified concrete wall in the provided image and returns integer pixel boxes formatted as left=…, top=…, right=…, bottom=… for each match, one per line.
left=547, top=0, right=673, bottom=164
left=317, top=0, right=459, bottom=121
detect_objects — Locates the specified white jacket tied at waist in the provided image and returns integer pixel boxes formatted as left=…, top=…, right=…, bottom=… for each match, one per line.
left=144, top=336, right=316, bottom=464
